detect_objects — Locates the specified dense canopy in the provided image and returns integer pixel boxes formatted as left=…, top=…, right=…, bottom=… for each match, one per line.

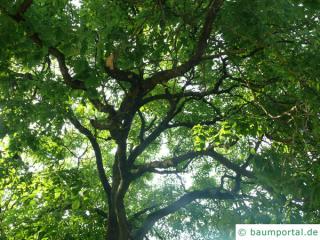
left=0, top=0, right=320, bottom=239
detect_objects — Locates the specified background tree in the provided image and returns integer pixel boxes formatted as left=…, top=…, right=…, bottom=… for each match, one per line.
left=0, top=0, right=320, bottom=239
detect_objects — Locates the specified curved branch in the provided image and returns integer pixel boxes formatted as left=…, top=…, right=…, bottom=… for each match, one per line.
left=104, top=52, right=142, bottom=84
left=68, top=113, right=112, bottom=198
left=129, top=205, right=158, bottom=223
left=141, top=89, right=218, bottom=105
left=47, top=47, right=86, bottom=90
left=143, top=0, right=224, bottom=91
left=132, top=149, right=254, bottom=179
left=94, top=208, right=108, bottom=219
left=134, top=188, right=234, bottom=239
left=137, top=110, right=146, bottom=143
left=3, top=2, right=85, bottom=90
left=141, top=73, right=230, bottom=106
left=13, top=0, right=33, bottom=22
left=128, top=101, right=184, bottom=165
left=3, top=4, right=117, bottom=116
left=104, top=64, right=142, bottom=85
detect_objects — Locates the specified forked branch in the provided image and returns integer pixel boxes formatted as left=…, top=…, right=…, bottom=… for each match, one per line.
left=143, top=0, right=224, bottom=91
left=68, top=113, right=112, bottom=198
left=3, top=1, right=116, bottom=116
left=13, top=0, right=33, bottom=22
left=134, top=187, right=234, bottom=239
left=132, top=149, right=254, bottom=179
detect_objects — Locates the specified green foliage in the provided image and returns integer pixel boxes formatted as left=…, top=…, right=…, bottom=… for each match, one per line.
left=1, top=0, right=320, bottom=239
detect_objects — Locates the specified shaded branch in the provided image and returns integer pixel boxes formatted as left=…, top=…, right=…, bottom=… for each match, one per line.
left=132, top=149, right=254, bottom=179
left=241, top=139, right=262, bottom=170
left=68, top=113, right=112, bottom=198
left=104, top=52, right=142, bottom=85
left=5, top=6, right=86, bottom=91
left=143, top=0, right=224, bottom=91
left=141, top=73, right=230, bottom=106
left=13, top=0, right=33, bottom=22
left=3, top=5, right=117, bottom=116
left=219, top=173, right=241, bottom=193
left=90, top=118, right=111, bottom=130
left=105, top=64, right=142, bottom=85
left=48, top=47, right=86, bottom=90
left=129, top=205, right=158, bottom=223
left=137, top=110, right=146, bottom=142
left=202, top=45, right=264, bottom=61
left=128, top=100, right=184, bottom=166
left=94, top=208, right=108, bottom=219
left=134, top=187, right=234, bottom=239
left=89, top=98, right=117, bottom=116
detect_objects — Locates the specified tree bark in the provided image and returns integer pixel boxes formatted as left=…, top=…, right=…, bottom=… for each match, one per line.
left=106, top=180, right=131, bottom=240
left=106, top=141, right=131, bottom=240
left=106, top=198, right=131, bottom=240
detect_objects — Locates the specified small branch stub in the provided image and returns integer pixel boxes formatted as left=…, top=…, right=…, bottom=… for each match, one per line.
left=106, top=53, right=115, bottom=70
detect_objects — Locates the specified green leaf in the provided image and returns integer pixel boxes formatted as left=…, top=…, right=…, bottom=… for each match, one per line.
left=71, top=198, right=81, bottom=210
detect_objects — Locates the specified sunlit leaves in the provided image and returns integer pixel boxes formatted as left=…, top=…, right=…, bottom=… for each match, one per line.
left=0, top=0, right=320, bottom=239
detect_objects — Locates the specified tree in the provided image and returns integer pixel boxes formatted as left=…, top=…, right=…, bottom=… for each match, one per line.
left=0, top=0, right=320, bottom=239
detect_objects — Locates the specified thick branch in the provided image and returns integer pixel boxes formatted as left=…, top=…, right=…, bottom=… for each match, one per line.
left=137, top=110, right=146, bottom=142
left=6, top=3, right=84, bottom=89
left=141, top=73, right=230, bottom=106
left=48, top=47, right=86, bottom=90
left=141, top=89, right=218, bottom=105
left=104, top=52, right=142, bottom=84
left=13, top=0, right=33, bottom=22
left=105, top=64, right=142, bottom=85
left=3, top=5, right=117, bottom=116
left=94, top=208, right=108, bottom=219
left=129, top=205, right=157, bottom=223
left=132, top=149, right=254, bottom=179
left=89, top=98, right=117, bottom=116
left=5, top=5, right=84, bottom=91
left=143, top=0, right=224, bottom=91
left=49, top=48, right=116, bottom=116
left=134, top=188, right=234, bottom=239
left=68, top=114, right=112, bottom=198
left=128, top=101, right=184, bottom=165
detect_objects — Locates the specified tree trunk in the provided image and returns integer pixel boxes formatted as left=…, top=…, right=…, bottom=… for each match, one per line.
left=106, top=154, right=131, bottom=240
left=106, top=195, right=131, bottom=240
